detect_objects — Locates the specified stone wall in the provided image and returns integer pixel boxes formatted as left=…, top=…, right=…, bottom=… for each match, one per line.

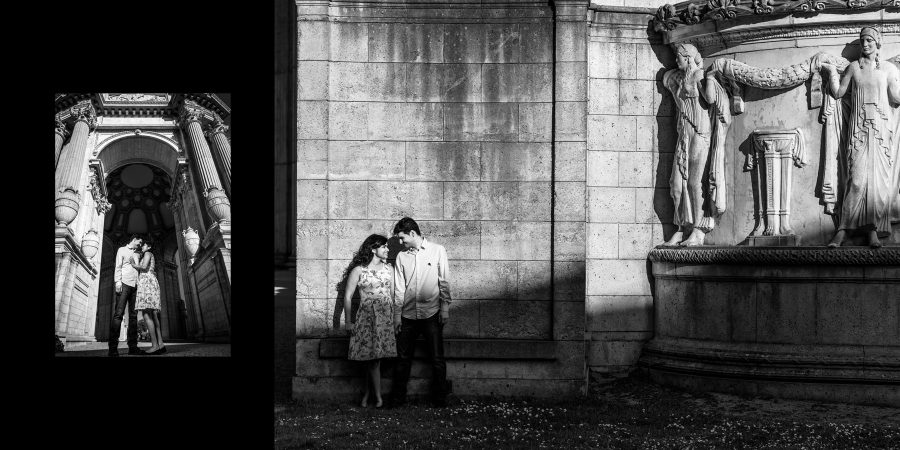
left=585, top=2, right=673, bottom=381
left=295, top=0, right=588, bottom=398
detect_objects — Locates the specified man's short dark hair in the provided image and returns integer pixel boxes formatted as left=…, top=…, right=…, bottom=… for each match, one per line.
left=393, top=217, right=421, bottom=236
left=130, top=234, right=143, bottom=243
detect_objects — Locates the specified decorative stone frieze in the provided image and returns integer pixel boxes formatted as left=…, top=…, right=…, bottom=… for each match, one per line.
left=648, top=246, right=900, bottom=265
left=87, top=166, right=112, bottom=215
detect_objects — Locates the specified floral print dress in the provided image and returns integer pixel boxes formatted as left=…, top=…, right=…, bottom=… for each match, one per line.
left=348, top=264, right=397, bottom=361
left=134, top=253, right=161, bottom=312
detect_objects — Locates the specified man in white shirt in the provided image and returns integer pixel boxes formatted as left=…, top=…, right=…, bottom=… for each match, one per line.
left=108, top=234, right=145, bottom=357
left=388, top=217, right=452, bottom=407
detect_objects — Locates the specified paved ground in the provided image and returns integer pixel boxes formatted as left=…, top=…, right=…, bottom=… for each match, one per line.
left=56, top=341, right=231, bottom=357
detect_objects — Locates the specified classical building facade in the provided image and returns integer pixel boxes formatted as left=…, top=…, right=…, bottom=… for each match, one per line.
left=277, top=1, right=899, bottom=405
left=55, top=93, right=232, bottom=349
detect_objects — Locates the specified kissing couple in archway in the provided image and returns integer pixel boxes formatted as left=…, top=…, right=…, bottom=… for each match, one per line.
left=109, top=234, right=166, bottom=356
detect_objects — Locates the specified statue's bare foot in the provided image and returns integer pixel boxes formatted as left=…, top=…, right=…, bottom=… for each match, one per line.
left=679, top=230, right=706, bottom=246
left=827, top=230, right=845, bottom=248
left=869, top=231, right=882, bottom=248
left=663, top=231, right=684, bottom=246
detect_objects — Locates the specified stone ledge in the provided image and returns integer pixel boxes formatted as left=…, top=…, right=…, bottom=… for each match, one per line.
left=648, top=246, right=900, bottom=266
left=318, top=337, right=557, bottom=360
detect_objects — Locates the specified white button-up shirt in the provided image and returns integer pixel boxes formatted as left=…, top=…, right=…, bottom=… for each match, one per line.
left=393, top=238, right=452, bottom=322
left=114, top=246, right=138, bottom=288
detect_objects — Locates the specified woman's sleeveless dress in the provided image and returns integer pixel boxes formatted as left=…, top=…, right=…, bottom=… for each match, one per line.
left=135, top=254, right=162, bottom=312
left=348, top=264, right=397, bottom=361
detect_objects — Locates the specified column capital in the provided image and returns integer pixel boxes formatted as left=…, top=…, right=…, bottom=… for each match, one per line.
left=69, top=103, right=97, bottom=131
left=55, top=117, right=69, bottom=138
left=177, top=99, right=213, bottom=128
left=203, top=119, right=229, bottom=138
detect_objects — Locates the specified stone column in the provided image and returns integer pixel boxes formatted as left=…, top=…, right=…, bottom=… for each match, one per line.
left=178, top=101, right=231, bottom=224
left=54, top=117, right=69, bottom=168
left=204, top=119, right=231, bottom=197
left=54, top=103, right=96, bottom=226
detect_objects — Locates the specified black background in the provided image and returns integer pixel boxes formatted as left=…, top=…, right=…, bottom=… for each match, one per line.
left=12, top=2, right=275, bottom=446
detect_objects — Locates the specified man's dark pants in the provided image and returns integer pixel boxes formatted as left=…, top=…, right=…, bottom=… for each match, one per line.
left=392, top=312, right=448, bottom=404
left=109, top=283, right=139, bottom=351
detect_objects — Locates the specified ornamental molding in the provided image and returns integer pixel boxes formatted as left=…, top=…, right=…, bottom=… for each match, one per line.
left=69, top=102, right=97, bottom=131
left=94, top=130, right=181, bottom=154
left=177, top=99, right=217, bottom=128
left=55, top=117, right=69, bottom=138
left=648, top=246, right=900, bottom=265
left=102, top=93, right=170, bottom=103
left=652, top=0, right=900, bottom=33
left=203, top=119, right=229, bottom=137
left=87, top=166, right=112, bottom=215
left=679, top=21, right=900, bottom=49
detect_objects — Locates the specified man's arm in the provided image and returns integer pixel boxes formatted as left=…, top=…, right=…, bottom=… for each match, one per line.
left=114, top=249, right=123, bottom=284
left=393, top=256, right=406, bottom=332
left=437, top=245, right=451, bottom=323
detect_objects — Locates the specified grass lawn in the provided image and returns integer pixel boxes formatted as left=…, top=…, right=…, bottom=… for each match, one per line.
left=275, top=376, right=900, bottom=449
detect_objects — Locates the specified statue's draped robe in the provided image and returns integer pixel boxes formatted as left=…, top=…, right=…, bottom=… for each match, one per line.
left=837, top=63, right=900, bottom=236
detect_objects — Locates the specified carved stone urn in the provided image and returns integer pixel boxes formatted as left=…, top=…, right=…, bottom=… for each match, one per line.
left=81, top=229, right=100, bottom=259
left=182, top=227, right=200, bottom=262
left=204, top=187, right=231, bottom=223
left=55, top=188, right=80, bottom=226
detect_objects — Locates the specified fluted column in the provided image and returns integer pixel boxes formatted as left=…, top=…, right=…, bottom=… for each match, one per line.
left=204, top=119, right=231, bottom=197
left=54, top=117, right=69, bottom=168
left=179, top=101, right=231, bottom=223
left=54, top=103, right=96, bottom=226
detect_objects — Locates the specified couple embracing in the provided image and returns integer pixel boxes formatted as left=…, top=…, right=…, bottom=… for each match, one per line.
left=108, top=234, right=165, bottom=357
left=342, top=217, right=451, bottom=408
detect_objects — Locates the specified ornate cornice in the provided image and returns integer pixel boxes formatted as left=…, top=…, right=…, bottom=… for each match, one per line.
left=653, top=1, right=900, bottom=33
left=87, top=166, right=111, bottom=215
left=69, top=102, right=97, bottom=131
left=648, top=246, right=900, bottom=265
left=680, top=21, right=900, bottom=50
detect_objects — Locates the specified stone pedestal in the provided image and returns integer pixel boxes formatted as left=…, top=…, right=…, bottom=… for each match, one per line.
left=745, top=129, right=806, bottom=245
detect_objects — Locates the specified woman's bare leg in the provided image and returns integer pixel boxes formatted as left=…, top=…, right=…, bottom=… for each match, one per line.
left=371, top=360, right=383, bottom=407
left=143, top=311, right=158, bottom=352
left=153, top=310, right=165, bottom=349
left=361, top=364, right=371, bottom=407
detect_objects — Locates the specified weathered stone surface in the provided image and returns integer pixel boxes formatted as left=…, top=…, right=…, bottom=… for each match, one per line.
left=556, top=21, right=586, bottom=62
left=554, top=261, right=586, bottom=301
left=587, top=295, right=653, bottom=332
left=518, top=103, right=552, bottom=142
left=368, top=63, right=408, bottom=102
left=619, top=80, right=655, bottom=116
left=554, top=182, right=585, bottom=222
left=589, top=42, right=636, bottom=79
left=636, top=187, right=671, bottom=225
left=816, top=283, right=898, bottom=346
left=588, top=339, right=644, bottom=367
left=617, top=223, right=654, bottom=260
left=367, top=181, right=444, bottom=219
left=296, top=180, right=327, bottom=219
left=297, top=21, right=328, bottom=61
left=520, top=22, right=553, bottom=63
left=296, top=298, right=334, bottom=338
left=368, top=103, right=443, bottom=141
left=587, top=223, right=618, bottom=259
left=481, top=143, right=551, bottom=181
left=298, top=61, right=329, bottom=101
left=588, top=78, right=619, bottom=115
left=406, top=142, right=481, bottom=181
left=328, top=62, right=367, bottom=101
left=298, top=101, right=329, bottom=140
left=587, top=115, right=635, bottom=151
left=443, top=182, right=516, bottom=220
left=324, top=220, right=395, bottom=260
left=587, top=150, right=618, bottom=187
left=453, top=260, right=518, bottom=300
left=406, top=63, right=443, bottom=102
left=327, top=181, right=368, bottom=219
left=443, top=24, right=486, bottom=64
left=442, top=64, right=483, bottom=102
left=635, top=116, right=657, bottom=152
left=297, top=220, right=329, bottom=260
left=480, top=300, right=551, bottom=339
left=587, top=259, right=651, bottom=296
left=517, top=183, right=552, bottom=221
left=554, top=221, right=585, bottom=261
left=443, top=300, right=480, bottom=338
left=330, top=22, right=369, bottom=62
left=406, top=23, right=444, bottom=63
left=485, top=23, right=522, bottom=63
left=636, top=42, right=670, bottom=81
left=618, top=151, right=653, bottom=188
left=481, top=221, right=552, bottom=261
left=554, top=301, right=585, bottom=341
left=588, top=187, right=635, bottom=223
left=296, top=259, right=328, bottom=300
left=415, top=220, right=481, bottom=260
left=328, top=141, right=405, bottom=180
left=518, top=64, right=553, bottom=102
left=753, top=282, right=816, bottom=344
left=297, top=140, right=328, bottom=179
left=555, top=102, right=587, bottom=142
left=482, top=64, right=518, bottom=102
left=443, top=103, right=518, bottom=142
left=367, top=23, right=406, bottom=62
left=517, top=261, right=552, bottom=300
left=555, top=141, right=586, bottom=182
left=556, top=61, right=587, bottom=102
left=327, top=102, right=367, bottom=140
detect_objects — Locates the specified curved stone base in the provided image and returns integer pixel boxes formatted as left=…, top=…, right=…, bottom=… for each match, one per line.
left=644, top=247, right=900, bottom=407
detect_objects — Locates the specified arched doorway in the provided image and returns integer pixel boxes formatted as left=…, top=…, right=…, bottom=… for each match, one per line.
left=93, top=162, right=189, bottom=341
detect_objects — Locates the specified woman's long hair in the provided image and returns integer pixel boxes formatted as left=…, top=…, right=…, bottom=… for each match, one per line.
left=340, top=234, right=388, bottom=289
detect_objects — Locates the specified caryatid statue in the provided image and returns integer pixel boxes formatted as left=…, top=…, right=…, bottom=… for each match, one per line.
left=821, top=27, right=900, bottom=248
left=662, top=43, right=732, bottom=246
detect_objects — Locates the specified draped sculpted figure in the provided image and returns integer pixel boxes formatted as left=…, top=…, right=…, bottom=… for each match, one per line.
left=821, top=27, right=900, bottom=248
left=663, top=43, right=732, bottom=246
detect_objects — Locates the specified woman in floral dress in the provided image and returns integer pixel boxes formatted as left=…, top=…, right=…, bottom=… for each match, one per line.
left=131, top=241, right=165, bottom=355
left=343, top=234, right=397, bottom=407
